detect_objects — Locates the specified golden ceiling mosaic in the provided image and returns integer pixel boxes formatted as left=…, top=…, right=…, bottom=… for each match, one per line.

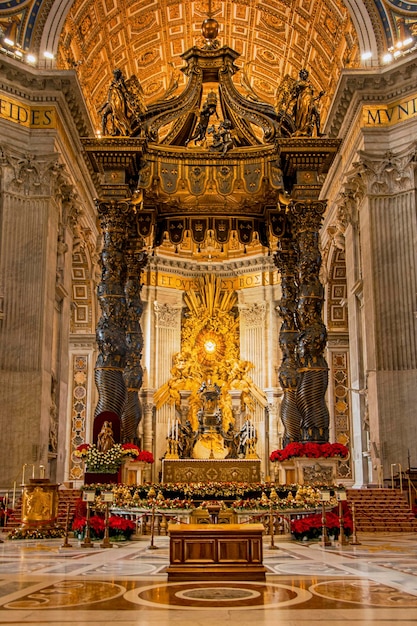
left=3, top=1, right=417, bottom=130
left=56, top=0, right=361, bottom=132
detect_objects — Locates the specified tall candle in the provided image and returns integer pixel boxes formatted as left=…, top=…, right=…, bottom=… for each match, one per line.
left=167, top=417, right=171, bottom=438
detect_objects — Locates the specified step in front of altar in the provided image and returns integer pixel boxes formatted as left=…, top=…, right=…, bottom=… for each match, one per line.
left=162, top=459, right=261, bottom=483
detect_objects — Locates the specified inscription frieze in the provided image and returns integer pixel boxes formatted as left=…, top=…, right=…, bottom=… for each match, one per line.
left=0, top=94, right=56, bottom=128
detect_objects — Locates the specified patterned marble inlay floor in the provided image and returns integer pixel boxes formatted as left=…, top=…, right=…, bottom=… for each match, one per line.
left=0, top=533, right=417, bottom=624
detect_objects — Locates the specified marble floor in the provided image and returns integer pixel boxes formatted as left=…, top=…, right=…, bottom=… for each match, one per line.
left=0, top=532, right=417, bottom=625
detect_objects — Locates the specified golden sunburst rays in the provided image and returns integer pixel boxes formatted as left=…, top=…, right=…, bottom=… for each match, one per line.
left=155, top=273, right=267, bottom=431
left=184, top=274, right=237, bottom=318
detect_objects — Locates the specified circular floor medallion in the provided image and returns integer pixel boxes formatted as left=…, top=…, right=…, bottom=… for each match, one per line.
left=124, top=580, right=312, bottom=609
left=5, top=581, right=125, bottom=609
left=311, top=580, right=417, bottom=607
left=176, top=586, right=260, bottom=601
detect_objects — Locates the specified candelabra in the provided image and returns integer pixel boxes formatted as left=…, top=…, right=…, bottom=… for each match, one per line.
left=245, top=437, right=259, bottom=459
left=165, top=438, right=180, bottom=459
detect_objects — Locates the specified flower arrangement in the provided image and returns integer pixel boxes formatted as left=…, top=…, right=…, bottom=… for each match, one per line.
left=85, top=483, right=336, bottom=512
left=133, top=450, right=154, bottom=464
left=74, top=443, right=123, bottom=473
left=232, top=485, right=331, bottom=511
left=120, top=443, right=141, bottom=458
left=161, top=481, right=280, bottom=500
left=9, top=527, right=66, bottom=540
left=291, top=506, right=353, bottom=541
left=270, top=442, right=349, bottom=462
left=72, top=514, right=136, bottom=540
left=200, top=500, right=228, bottom=510
left=74, top=443, right=153, bottom=473
left=150, top=498, right=195, bottom=510
left=82, top=482, right=292, bottom=506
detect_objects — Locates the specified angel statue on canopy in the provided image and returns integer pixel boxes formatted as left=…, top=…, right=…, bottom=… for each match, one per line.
left=275, top=68, right=325, bottom=138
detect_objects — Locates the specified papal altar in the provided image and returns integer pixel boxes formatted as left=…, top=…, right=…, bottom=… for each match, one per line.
left=162, top=458, right=261, bottom=483
left=166, top=522, right=266, bottom=581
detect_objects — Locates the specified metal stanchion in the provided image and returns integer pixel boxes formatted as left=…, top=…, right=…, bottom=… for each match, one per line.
left=148, top=503, right=158, bottom=550
left=147, top=487, right=158, bottom=550
left=336, top=488, right=349, bottom=546
left=100, top=504, right=112, bottom=548
left=268, top=505, right=279, bottom=550
left=81, top=491, right=95, bottom=548
left=266, top=488, right=279, bottom=550
left=320, top=489, right=331, bottom=547
left=349, top=503, right=361, bottom=545
left=61, top=503, right=73, bottom=548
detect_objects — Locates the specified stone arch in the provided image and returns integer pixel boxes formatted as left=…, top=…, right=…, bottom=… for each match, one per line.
left=38, top=0, right=381, bottom=62
left=343, top=0, right=380, bottom=60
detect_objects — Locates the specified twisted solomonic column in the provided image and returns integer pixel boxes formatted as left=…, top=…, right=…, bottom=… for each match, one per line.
left=94, top=201, right=129, bottom=437
left=121, top=240, right=148, bottom=443
left=293, top=201, right=330, bottom=443
left=274, top=220, right=302, bottom=446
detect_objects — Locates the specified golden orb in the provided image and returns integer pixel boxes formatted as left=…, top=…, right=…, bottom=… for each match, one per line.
left=201, top=17, right=219, bottom=41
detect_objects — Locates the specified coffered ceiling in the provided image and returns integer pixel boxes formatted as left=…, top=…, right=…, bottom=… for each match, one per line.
left=3, top=1, right=417, bottom=133
left=55, top=0, right=360, bottom=133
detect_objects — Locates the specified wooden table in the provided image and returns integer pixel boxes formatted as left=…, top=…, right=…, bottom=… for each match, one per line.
left=166, top=523, right=266, bottom=581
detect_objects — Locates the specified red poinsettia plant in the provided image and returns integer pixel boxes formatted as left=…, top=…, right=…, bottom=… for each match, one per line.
left=270, top=442, right=349, bottom=462
left=133, top=450, right=154, bottom=464
left=74, top=443, right=91, bottom=458
left=72, top=514, right=135, bottom=539
left=291, top=504, right=353, bottom=540
left=121, top=443, right=140, bottom=458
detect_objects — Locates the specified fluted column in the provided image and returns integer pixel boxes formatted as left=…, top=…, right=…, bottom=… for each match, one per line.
left=141, top=391, right=155, bottom=480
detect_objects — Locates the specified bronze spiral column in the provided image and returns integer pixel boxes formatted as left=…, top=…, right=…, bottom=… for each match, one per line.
left=121, top=225, right=148, bottom=443
left=293, top=201, right=330, bottom=443
left=94, top=201, right=129, bottom=436
left=274, top=216, right=303, bottom=447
